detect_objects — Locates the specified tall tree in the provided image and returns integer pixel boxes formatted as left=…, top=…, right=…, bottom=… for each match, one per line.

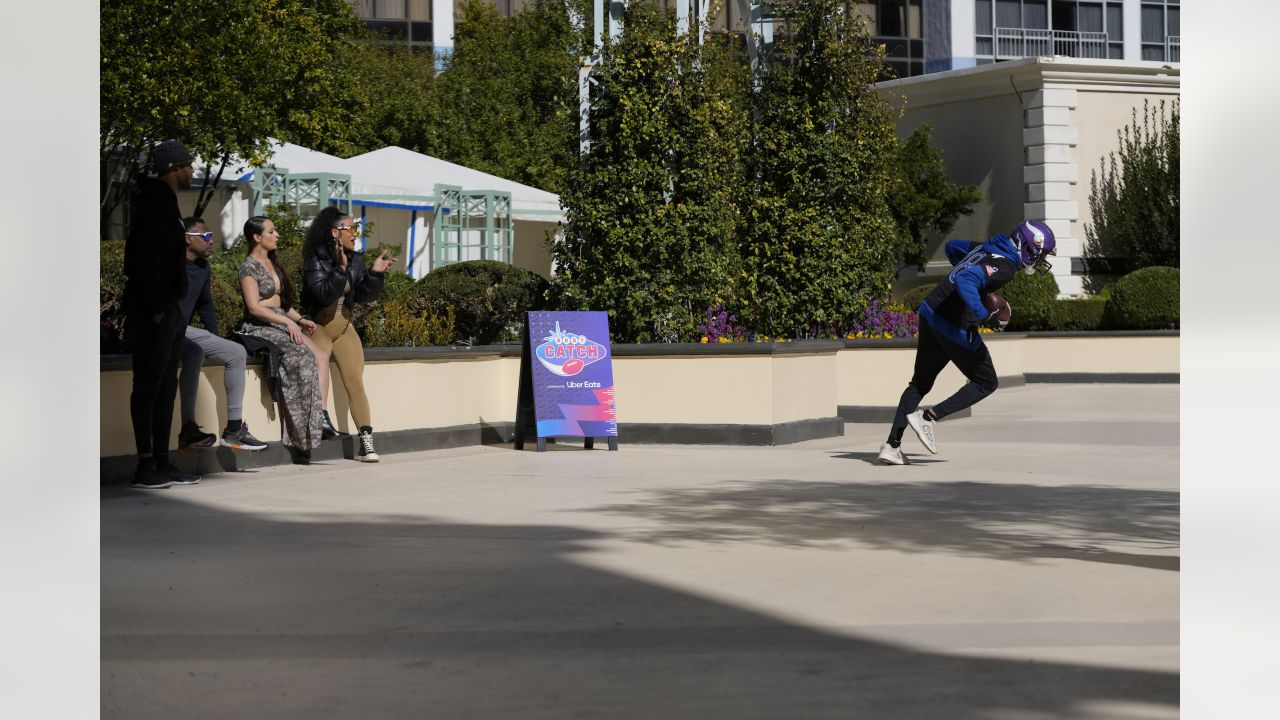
left=886, top=123, right=985, bottom=271
left=740, top=0, right=901, bottom=337
left=431, top=0, right=579, bottom=194
left=100, top=0, right=370, bottom=231
left=1085, top=99, right=1180, bottom=280
left=553, top=6, right=749, bottom=342
left=350, top=42, right=442, bottom=155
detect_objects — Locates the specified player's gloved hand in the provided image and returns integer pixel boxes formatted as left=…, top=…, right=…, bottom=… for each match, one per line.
left=980, top=309, right=1007, bottom=332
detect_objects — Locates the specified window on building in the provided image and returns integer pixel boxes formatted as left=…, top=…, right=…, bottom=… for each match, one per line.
left=1106, top=2, right=1124, bottom=58
left=353, top=0, right=434, bottom=52
left=981, top=0, right=1125, bottom=62
left=863, top=0, right=924, bottom=78
left=1141, top=1, right=1179, bottom=61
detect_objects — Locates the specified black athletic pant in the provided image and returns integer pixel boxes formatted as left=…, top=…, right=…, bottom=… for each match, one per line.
left=888, top=317, right=999, bottom=447
left=127, top=304, right=186, bottom=460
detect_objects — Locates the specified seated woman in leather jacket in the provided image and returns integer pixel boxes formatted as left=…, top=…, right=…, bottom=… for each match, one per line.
left=300, top=206, right=397, bottom=462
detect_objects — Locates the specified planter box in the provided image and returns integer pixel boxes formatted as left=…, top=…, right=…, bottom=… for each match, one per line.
left=99, top=332, right=1177, bottom=482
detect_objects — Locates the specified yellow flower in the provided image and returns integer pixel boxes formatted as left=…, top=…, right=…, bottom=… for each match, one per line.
left=700, top=336, right=709, bottom=343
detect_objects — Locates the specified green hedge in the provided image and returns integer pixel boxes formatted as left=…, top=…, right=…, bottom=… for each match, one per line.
left=1104, top=266, right=1179, bottom=329
left=1052, top=296, right=1108, bottom=331
left=416, top=260, right=550, bottom=345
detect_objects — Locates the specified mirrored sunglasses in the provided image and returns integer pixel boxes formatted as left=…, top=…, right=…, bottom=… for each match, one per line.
left=185, top=231, right=214, bottom=242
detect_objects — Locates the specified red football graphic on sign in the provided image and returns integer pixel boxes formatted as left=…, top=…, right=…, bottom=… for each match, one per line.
left=562, top=358, right=585, bottom=375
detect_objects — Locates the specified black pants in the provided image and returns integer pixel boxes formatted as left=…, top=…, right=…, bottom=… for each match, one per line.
left=887, top=317, right=999, bottom=447
left=127, top=305, right=186, bottom=459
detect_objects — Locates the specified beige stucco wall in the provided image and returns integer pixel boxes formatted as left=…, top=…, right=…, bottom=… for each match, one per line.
left=612, top=355, right=776, bottom=426
left=877, top=57, right=1179, bottom=298
left=1021, top=335, right=1179, bottom=374
left=837, top=346, right=972, bottom=407
left=771, top=353, right=840, bottom=424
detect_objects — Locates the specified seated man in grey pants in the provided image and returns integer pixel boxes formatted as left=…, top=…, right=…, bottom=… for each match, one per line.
left=176, top=217, right=267, bottom=451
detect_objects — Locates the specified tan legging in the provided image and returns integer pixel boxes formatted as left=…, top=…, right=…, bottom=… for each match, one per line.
left=311, top=304, right=371, bottom=429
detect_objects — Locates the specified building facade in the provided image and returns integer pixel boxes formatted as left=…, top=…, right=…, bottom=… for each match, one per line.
left=349, top=1, right=1179, bottom=79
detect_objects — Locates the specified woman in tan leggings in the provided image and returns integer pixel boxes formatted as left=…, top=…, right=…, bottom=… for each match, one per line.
left=300, top=206, right=397, bottom=462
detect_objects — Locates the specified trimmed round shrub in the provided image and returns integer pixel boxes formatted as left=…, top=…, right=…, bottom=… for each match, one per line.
left=899, top=283, right=933, bottom=311
left=1000, top=268, right=1059, bottom=331
left=1104, top=266, right=1179, bottom=329
left=416, top=260, right=550, bottom=345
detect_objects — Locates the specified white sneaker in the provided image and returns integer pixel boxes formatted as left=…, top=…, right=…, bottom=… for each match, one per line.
left=905, top=409, right=938, bottom=454
left=877, top=443, right=906, bottom=465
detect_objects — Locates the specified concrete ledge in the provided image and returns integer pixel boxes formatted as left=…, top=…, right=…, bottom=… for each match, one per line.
left=614, top=417, right=845, bottom=446
left=100, top=422, right=518, bottom=485
left=839, top=406, right=973, bottom=423
left=1026, top=372, right=1179, bottom=384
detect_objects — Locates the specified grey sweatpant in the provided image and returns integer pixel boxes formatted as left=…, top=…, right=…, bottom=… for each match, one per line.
left=179, top=326, right=248, bottom=424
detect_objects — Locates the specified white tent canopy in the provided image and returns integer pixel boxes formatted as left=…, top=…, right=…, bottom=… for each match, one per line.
left=206, top=140, right=564, bottom=223
left=343, top=147, right=563, bottom=222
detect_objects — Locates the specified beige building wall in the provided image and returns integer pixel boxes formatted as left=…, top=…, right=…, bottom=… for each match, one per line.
left=513, top=220, right=558, bottom=279
left=877, top=57, right=1179, bottom=298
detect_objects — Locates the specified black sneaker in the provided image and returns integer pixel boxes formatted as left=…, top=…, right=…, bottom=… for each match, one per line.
left=355, top=427, right=379, bottom=463
left=158, top=463, right=200, bottom=485
left=320, top=410, right=348, bottom=441
left=178, top=421, right=218, bottom=451
left=130, top=465, right=172, bottom=490
left=221, top=423, right=268, bottom=451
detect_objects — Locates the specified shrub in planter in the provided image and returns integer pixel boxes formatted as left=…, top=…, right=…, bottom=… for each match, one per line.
left=1104, top=266, right=1179, bottom=329
left=1053, top=296, right=1108, bottom=331
left=100, top=241, right=128, bottom=352
left=416, top=260, right=550, bottom=345
left=1000, top=269, right=1059, bottom=331
left=361, top=300, right=456, bottom=348
left=899, top=283, right=933, bottom=312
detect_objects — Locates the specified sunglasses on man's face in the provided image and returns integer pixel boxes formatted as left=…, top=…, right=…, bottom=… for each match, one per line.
left=185, top=231, right=214, bottom=242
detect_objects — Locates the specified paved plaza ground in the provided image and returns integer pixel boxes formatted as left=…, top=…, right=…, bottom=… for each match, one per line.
left=101, top=383, right=1179, bottom=719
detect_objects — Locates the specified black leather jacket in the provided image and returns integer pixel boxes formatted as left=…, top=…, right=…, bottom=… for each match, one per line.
left=300, top=248, right=386, bottom=316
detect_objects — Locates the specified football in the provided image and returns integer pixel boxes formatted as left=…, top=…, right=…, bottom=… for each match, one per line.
left=982, top=292, right=1011, bottom=325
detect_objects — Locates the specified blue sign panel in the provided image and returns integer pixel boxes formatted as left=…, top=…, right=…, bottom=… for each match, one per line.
left=526, top=311, right=617, bottom=438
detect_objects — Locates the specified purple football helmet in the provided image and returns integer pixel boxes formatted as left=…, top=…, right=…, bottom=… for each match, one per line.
left=1012, top=220, right=1056, bottom=274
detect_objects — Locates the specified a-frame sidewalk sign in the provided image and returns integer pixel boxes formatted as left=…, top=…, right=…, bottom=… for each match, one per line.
left=514, top=311, right=619, bottom=452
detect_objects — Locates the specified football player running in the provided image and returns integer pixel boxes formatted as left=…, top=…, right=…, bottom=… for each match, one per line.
left=878, top=220, right=1056, bottom=465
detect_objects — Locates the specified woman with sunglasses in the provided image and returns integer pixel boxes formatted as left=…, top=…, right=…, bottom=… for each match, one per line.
left=237, top=215, right=326, bottom=456
left=300, top=206, right=397, bottom=462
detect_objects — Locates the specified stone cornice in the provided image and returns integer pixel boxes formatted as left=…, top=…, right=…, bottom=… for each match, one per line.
left=875, top=57, right=1180, bottom=110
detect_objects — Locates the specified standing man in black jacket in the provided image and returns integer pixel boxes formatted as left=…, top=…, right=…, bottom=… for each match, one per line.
left=123, top=140, right=201, bottom=488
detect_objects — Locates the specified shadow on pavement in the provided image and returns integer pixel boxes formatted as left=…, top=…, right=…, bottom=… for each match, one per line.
left=832, top=451, right=948, bottom=466
left=102, top=491, right=1177, bottom=719
left=589, top=480, right=1179, bottom=570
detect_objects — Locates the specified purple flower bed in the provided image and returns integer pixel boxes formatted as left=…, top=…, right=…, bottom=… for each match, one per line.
left=846, top=299, right=919, bottom=339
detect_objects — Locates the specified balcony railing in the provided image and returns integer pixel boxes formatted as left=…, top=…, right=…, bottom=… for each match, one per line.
left=994, top=27, right=1109, bottom=60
